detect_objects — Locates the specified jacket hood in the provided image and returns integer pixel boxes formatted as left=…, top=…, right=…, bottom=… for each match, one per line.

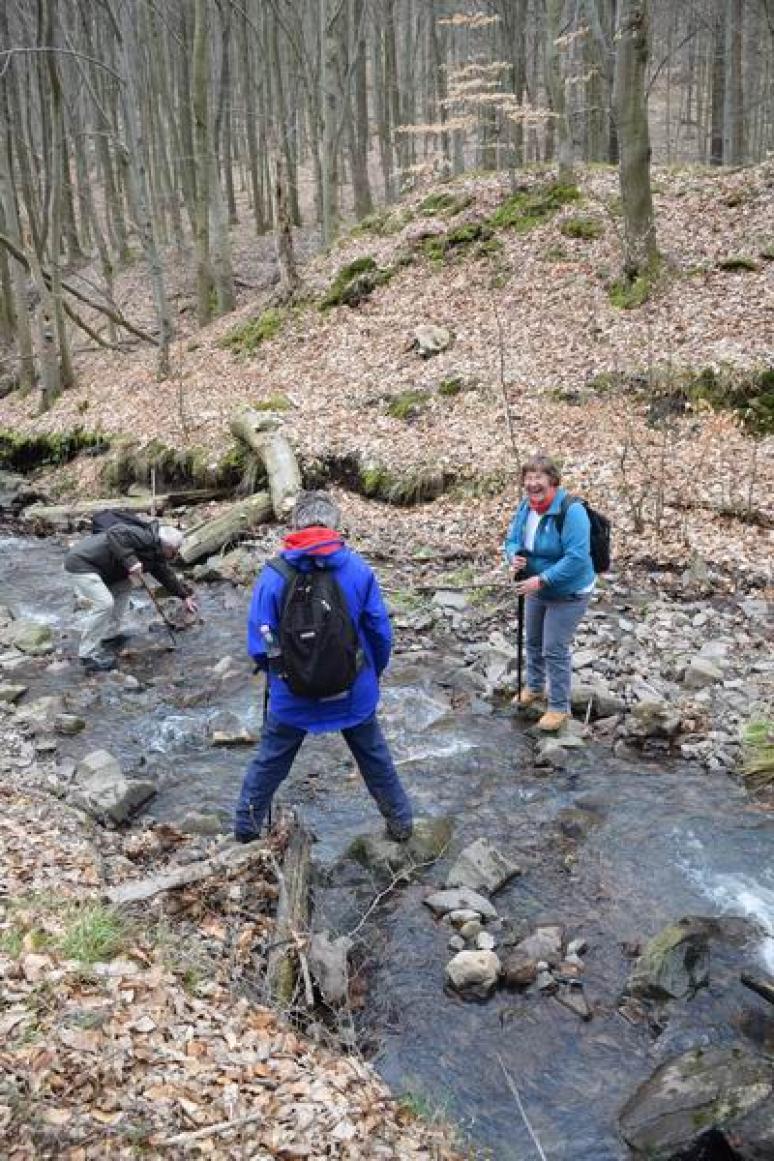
left=281, top=526, right=348, bottom=569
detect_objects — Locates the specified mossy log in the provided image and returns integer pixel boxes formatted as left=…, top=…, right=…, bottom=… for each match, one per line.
left=266, top=821, right=312, bottom=1008
left=179, top=491, right=273, bottom=564
left=230, top=407, right=301, bottom=520
left=22, top=490, right=225, bottom=530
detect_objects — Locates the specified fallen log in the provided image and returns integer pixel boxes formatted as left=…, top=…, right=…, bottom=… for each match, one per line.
left=105, top=840, right=270, bottom=906
left=230, top=407, right=301, bottom=520
left=741, top=970, right=774, bottom=1006
left=265, top=820, right=312, bottom=1007
left=179, top=491, right=273, bottom=564
left=23, top=490, right=227, bottom=530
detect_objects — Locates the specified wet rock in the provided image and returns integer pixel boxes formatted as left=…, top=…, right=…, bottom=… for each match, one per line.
left=619, top=1046, right=774, bottom=1160
left=0, top=683, right=27, bottom=703
left=308, top=930, right=353, bottom=1007
left=7, top=620, right=54, bottom=656
left=413, top=324, right=452, bottom=358
left=627, top=700, right=682, bottom=741
left=69, top=749, right=156, bottom=826
left=178, top=811, right=224, bottom=836
left=459, top=919, right=482, bottom=941
left=0, top=648, right=26, bottom=671
left=511, top=925, right=564, bottom=967
left=348, top=816, right=453, bottom=875
left=501, top=950, right=538, bottom=989
left=571, top=682, right=625, bottom=720
left=444, top=949, right=500, bottom=998
left=15, top=695, right=65, bottom=734
left=626, top=918, right=711, bottom=1000
left=683, top=657, right=724, bottom=689
left=476, top=931, right=496, bottom=951
left=444, top=838, right=521, bottom=895
left=557, top=807, right=602, bottom=842
left=54, top=713, right=86, bottom=736
left=536, top=969, right=557, bottom=992
left=424, top=887, right=498, bottom=921
left=448, top=908, right=482, bottom=927
left=567, top=938, right=588, bottom=956
left=535, top=738, right=571, bottom=769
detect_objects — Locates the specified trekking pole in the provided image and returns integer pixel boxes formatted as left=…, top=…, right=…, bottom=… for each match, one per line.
left=263, top=673, right=273, bottom=833
left=139, top=575, right=178, bottom=649
left=516, top=594, right=525, bottom=702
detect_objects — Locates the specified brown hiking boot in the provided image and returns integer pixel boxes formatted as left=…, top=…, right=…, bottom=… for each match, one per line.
left=537, top=710, right=569, bottom=732
left=513, top=689, right=546, bottom=707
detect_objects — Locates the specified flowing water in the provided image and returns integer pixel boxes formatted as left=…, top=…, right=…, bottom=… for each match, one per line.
left=2, top=534, right=773, bottom=1160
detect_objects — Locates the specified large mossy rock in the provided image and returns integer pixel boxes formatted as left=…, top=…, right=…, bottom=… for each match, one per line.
left=347, top=816, right=453, bottom=875
left=619, top=1046, right=774, bottom=1159
left=626, top=917, right=711, bottom=1000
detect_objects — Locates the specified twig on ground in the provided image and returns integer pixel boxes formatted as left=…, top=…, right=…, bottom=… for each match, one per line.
left=155, top=1109, right=266, bottom=1146
left=496, top=1054, right=548, bottom=1161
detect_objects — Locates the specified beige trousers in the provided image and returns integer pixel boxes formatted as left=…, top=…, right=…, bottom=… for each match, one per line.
left=70, top=573, right=132, bottom=659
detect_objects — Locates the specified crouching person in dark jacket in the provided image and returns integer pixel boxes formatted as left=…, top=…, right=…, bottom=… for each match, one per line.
left=234, top=491, right=413, bottom=844
left=64, top=522, right=197, bottom=672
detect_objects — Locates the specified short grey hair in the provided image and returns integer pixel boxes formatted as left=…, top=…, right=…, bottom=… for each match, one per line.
left=292, top=490, right=341, bottom=530
left=158, top=525, right=184, bottom=552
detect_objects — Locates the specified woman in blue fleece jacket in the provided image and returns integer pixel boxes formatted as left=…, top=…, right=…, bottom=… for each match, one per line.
left=504, top=455, right=595, bottom=731
left=234, top=491, right=413, bottom=844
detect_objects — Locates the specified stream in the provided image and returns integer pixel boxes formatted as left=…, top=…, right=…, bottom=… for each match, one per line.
left=2, top=532, right=774, bottom=1160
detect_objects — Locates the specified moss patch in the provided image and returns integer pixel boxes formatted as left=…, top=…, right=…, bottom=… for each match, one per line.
left=0, top=428, right=109, bottom=474
left=686, top=365, right=774, bottom=436
left=422, top=221, right=495, bottom=263
left=417, top=191, right=473, bottom=218
left=218, top=308, right=286, bottom=356
left=386, top=390, right=431, bottom=421
left=320, top=256, right=394, bottom=310
left=560, top=215, right=603, bottom=240
left=102, top=438, right=245, bottom=492
left=351, top=208, right=411, bottom=237
left=251, top=393, right=293, bottom=412
left=437, top=376, right=465, bottom=397
left=608, top=273, right=652, bottom=310
left=488, top=182, right=581, bottom=232
left=717, top=255, right=760, bottom=273
left=742, top=719, right=774, bottom=792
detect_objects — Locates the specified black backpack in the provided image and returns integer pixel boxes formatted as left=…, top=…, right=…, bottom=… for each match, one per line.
left=555, top=494, right=611, bottom=574
left=91, top=509, right=154, bottom=535
left=266, top=557, right=359, bottom=698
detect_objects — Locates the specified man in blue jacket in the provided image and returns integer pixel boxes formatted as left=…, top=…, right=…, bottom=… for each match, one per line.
left=234, top=491, right=413, bottom=844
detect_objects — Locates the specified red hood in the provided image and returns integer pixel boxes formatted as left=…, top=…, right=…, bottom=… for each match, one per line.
left=282, top=526, right=344, bottom=556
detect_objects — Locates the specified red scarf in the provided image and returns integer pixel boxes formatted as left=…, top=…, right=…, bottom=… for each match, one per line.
left=282, top=526, right=343, bottom=555
left=528, top=487, right=556, bottom=515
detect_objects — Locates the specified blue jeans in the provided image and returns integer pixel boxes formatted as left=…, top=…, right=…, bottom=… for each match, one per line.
left=234, top=713, right=413, bottom=840
left=524, top=593, right=590, bottom=712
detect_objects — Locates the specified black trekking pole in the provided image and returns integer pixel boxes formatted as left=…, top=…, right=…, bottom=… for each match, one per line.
left=516, top=594, right=525, bottom=703
left=139, top=575, right=178, bottom=649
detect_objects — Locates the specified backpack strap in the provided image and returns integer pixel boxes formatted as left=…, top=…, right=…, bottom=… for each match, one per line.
left=554, top=493, right=581, bottom=538
left=265, top=555, right=297, bottom=583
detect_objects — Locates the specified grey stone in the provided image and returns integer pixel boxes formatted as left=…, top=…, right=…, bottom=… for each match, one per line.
left=627, top=700, right=682, bottom=740
left=567, top=937, right=588, bottom=956
left=15, top=695, right=65, bottom=734
left=536, top=969, right=557, bottom=991
left=448, top=934, right=465, bottom=952
left=512, top=925, right=564, bottom=966
left=444, top=950, right=500, bottom=998
left=445, top=838, right=521, bottom=895
left=459, top=919, right=482, bottom=941
left=0, top=684, right=27, bottom=704
left=448, top=908, right=482, bottom=927
left=684, top=657, right=724, bottom=689
left=308, top=931, right=353, bottom=1006
left=8, top=620, right=54, bottom=656
left=414, top=324, right=452, bottom=358
left=619, top=1046, right=774, bottom=1160
left=626, top=918, right=711, bottom=1000
left=476, top=931, right=496, bottom=951
left=740, top=598, right=770, bottom=624
left=424, top=887, right=498, bottom=921
left=348, top=816, right=454, bottom=876
left=178, top=811, right=224, bottom=836
left=54, top=714, right=86, bottom=736
left=501, top=951, right=538, bottom=989
left=70, top=749, right=156, bottom=826
left=432, top=589, right=469, bottom=612
left=571, top=682, right=625, bottom=720
left=571, top=649, right=596, bottom=671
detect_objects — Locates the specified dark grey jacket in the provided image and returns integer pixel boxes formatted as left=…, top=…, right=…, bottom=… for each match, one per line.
left=64, top=523, right=191, bottom=597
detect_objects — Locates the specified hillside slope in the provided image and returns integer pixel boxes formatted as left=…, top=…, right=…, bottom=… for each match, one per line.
left=2, top=163, right=772, bottom=581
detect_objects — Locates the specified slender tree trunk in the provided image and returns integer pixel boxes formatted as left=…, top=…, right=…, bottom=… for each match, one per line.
left=193, top=0, right=213, bottom=325
left=723, top=0, right=744, bottom=163
left=545, top=0, right=575, bottom=183
left=710, top=0, right=726, bottom=164
left=612, top=0, right=657, bottom=276
left=350, top=0, right=373, bottom=217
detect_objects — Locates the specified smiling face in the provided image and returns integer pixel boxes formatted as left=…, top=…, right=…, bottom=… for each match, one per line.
left=523, top=469, right=554, bottom=505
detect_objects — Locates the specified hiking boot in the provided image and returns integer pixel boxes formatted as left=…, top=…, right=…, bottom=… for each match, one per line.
left=80, top=654, right=115, bottom=673
left=385, top=819, right=413, bottom=843
left=513, top=689, right=545, bottom=707
left=537, top=710, right=569, bottom=732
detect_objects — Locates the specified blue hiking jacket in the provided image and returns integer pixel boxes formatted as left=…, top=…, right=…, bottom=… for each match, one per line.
left=247, top=535, right=391, bottom=733
left=503, top=488, right=595, bottom=596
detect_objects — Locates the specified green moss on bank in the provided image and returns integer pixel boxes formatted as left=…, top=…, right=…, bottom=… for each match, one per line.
left=488, top=182, right=581, bottom=232
left=0, top=428, right=109, bottom=474
left=320, top=256, right=394, bottom=310
left=218, top=308, right=286, bottom=356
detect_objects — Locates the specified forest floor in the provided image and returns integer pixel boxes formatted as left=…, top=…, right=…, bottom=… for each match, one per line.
left=1, top=162, right=773, bottom=1158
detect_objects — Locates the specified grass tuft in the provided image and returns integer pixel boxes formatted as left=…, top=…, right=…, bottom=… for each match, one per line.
left=560, top=215, right=603, bottom=240
left=742, top=719, right=774, bottom=791
left=218, top=308, right=285, bottom=356
left=58, top=902, right=128, bottom=964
